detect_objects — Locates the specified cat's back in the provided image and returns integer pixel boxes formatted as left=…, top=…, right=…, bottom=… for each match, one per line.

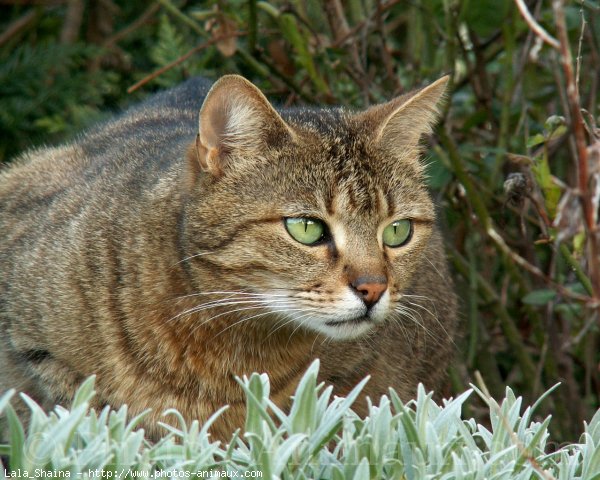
left=0, top=77, right=211, bottom=249
left=0, top=77, right=213, bottom=337
left=0, top=78, right=210, bottom=221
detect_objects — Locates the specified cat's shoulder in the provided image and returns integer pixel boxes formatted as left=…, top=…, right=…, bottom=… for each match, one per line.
left=127, top=76, right=213, bottom=115
left=83, top=76, right=213, bottom=142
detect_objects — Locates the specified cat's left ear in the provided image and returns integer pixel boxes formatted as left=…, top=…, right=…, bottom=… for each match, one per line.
left=358, top=76, right=449, bottom=153
left=192, top=75, right=295, bottom=177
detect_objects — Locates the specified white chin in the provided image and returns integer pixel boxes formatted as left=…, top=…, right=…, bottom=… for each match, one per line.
left=306, top=318, right=375, bottom=340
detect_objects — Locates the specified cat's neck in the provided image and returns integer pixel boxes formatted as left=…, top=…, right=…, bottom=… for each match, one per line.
left=148, top=294, right=317, bottom=401
left=124, top=191, right=317, bottom=398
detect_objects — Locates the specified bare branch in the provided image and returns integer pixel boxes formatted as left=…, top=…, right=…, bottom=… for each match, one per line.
left=0, top=8, right=36, bottom=47
left=552, top=0, right=600, bottom=300
left=515, top=0, right=560, bottom=49
left=60, top=0, right=84, bottom=44
left=127, top=32, right=245, bottom=93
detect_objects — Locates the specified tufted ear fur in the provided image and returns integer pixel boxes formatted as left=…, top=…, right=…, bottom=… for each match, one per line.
left=357, top=76, right=449, bottom=155
left=193, top=75, right=295, bottom=177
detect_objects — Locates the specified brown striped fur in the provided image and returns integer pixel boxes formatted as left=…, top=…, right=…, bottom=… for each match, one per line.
left=0, top=75, right=457, bottom=440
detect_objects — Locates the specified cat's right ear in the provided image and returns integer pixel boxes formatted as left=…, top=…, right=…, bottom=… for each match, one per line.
left=357, top=76, right=449, bottom=156
left=191, top=75, right=295, bottom=178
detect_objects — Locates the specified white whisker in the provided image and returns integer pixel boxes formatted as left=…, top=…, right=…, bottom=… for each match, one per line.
left=265, top=314, right=308, bottom=342
left=401, top=298, right=452, bottom=342
left=212, top=308, right=308, bottom=339
left=187, top=304, right=274, bottom=341
left=176, top=290, right=289, bottom=300
left=286, top=314, right=314, bottom=348
left=170, top=298, right=292, bottom=323
left=388, top=310, right=413, bottom=344
left=424, top=257, right=452, bottom=286
left=393, top=304, right=434, bottom=340
left=173, top=251, right=214, bottom=266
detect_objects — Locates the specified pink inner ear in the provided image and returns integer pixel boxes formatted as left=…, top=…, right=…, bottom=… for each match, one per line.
left=199, top=98, right=229, bottom=153
left=196, top=91, right=237, bottom=176
left=357, top=76, right=449, bottom=152
left=194, top=75, right=296, bottom=177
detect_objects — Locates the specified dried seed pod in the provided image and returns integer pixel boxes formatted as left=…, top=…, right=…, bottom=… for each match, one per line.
left=504, top=172, right=532, bottom=207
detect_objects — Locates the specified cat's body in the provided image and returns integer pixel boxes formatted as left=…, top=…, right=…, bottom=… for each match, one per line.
left=0, top=75, right=457, bottom=440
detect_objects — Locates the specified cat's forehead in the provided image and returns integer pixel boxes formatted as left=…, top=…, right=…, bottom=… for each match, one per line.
left=256, top=115, right=430, bottom=218
left=219, top=106, right=431, bottom=219
left=281, top=107, right=425, bottom=191
left=282, top=106, right=349, bottom=135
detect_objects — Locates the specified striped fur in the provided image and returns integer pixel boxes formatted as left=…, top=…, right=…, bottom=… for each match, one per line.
left=0, top=75, right=457, bottom=440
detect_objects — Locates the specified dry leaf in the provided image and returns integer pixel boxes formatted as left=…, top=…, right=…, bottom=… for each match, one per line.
left=213, top=15, right=237, bottom=57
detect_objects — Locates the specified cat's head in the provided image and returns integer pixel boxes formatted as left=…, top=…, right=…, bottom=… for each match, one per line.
left=184, top=74, right=448, bottom=340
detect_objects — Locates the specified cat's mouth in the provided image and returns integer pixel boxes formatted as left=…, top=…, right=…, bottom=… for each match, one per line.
left=316, top=314, right=375, bottom=340
left=324, top=316, right=371, bottom=327
left=273, top=288, right=387, bottom=339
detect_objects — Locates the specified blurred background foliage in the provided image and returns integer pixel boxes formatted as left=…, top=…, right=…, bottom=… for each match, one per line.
left=1, top=0, right=599, bottom=443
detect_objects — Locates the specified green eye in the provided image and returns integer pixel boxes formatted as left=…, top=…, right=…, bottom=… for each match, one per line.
left=284, top=217, right=326, bottom=245
left=382, top=219, right=412, bottom=247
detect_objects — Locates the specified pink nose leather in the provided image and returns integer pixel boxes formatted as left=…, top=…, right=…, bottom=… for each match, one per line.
left=351, top=277, right=387, bottom=306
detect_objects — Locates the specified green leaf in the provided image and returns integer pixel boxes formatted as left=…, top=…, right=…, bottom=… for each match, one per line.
left=31, top=403, right=89, bottom=463
left=289, top=360, right=319, bottom=434
left=272, top=433, right=307, bottom=475
left=515, top=415, right=552, bottom=469
left=72, top=375, right=96, bottom=408
left=583, top=442, right=600, bottom=479
left=352, top=457, right=370, bottom=480
left=531, top=151, right=561, bottom=217
left=5, top=404, right=25, bottom=470
left=257, top=2, right=328, bottom=93
left=244, top=432, right=272, bottom=479
left=544, top=115, right=566, bottom=131
left=389, top=389, right=422, bottom=452
left=574, top=231, right=586, bottom=254
left=461, top=0, right=511, bottom=37
left=0, top=389, right=15, bottom=415
left=237, top=373, right=276, bottom=435
left=522, top=289, right=556, bottom=306
left=149, top=15, right=196, bottom=88
left=526, top=133, right=546, bottom=148
left=547, top=125, right=567, bottom=141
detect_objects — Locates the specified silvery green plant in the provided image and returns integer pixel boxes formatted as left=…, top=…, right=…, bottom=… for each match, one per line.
left=1, top=361, right=599, bottom=479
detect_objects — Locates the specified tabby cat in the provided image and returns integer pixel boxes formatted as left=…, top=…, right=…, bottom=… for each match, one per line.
left=0, top=75, right=457, bottom=440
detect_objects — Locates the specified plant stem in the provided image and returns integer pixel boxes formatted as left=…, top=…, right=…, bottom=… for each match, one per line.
left=156, top=0, right=206, bottom=36
left=559, top=243, right=594, bottom=296
left=553, top=0, right=600, bottom=302
left=450, top=249, right=537, bottom=380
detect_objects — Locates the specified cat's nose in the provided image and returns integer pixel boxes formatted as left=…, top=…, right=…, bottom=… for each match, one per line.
left=350, top=276, right=387, bottom=307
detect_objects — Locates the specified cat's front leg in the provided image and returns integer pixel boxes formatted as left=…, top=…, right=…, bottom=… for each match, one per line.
left=0, top=337, right=86, bottom=430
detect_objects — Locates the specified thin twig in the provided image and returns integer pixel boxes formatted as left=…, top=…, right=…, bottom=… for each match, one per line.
left=60, top=0, right=84, bottom=44
left=127, top=32, right=245, bottom=93
left=559, top=244, right=594, bottom=296
left=488, top=226, right=593, bottom=305
left=324, top=0, right=369, bottom=102
left=514, top=0, right=560, bottom=49
left=0, top=8, right=36, bottom=47
left=553, top=0, right=600, bottom=300
left=102, top=3, right=160, bottom=48
left=329, top=0, right=402, bottom=49
left=374, top=0, right=400, bottom=92
left=473, top=373, right=557, bottom=480
left=575, top=8, right=585, bottom=94
left=250, top=49, right=316, bottom=104
left=155, top=0, right=205, bottom=36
